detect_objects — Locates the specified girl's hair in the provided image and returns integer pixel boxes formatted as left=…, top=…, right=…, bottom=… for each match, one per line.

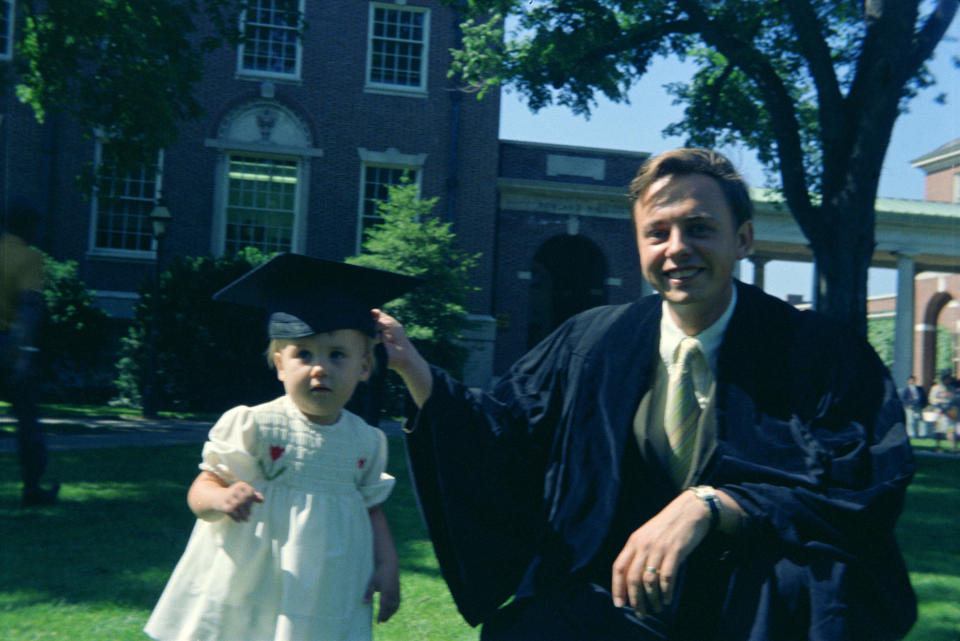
left=265, top=332, right=376, bottom=370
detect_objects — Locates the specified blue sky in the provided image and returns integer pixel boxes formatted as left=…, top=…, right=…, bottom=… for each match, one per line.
left=498, top=20, right=960, bottom=301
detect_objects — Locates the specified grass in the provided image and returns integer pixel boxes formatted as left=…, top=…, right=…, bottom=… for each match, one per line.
left=0, top=435, right=958, bottom=640
left=0, top=437, right=474, bottom=641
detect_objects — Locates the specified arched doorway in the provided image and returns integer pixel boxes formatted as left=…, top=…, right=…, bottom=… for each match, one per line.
left=920, top=291, right=956, bottom=387
left=527, top=235, right=607, bottom=349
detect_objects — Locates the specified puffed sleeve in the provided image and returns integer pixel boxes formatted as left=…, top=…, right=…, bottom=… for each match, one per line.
left=198, top=405, right=261, bottom=485
left=357, top=426, right=395, bottom=508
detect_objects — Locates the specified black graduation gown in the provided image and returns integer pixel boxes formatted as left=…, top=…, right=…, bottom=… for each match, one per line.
left=404, top=282, right=917, bottom=640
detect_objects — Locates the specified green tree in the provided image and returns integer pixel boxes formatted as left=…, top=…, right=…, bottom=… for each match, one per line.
left=867, top=316, right=895, bottom=370
left=12, top=0, right=254, bottom=170
left=452, top=0, right=958, bottom=333
left=38, top=253, right=117, bottom=402
left=935, top=325, right=956, bottom=375
left=348, top=180, right=480, bottom=379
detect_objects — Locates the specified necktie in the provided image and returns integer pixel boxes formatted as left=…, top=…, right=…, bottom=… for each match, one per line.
left=665, top=337, right=703, bottom=482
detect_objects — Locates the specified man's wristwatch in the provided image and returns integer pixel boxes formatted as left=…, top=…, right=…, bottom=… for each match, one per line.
left=688, top=485, right=722, bottom=533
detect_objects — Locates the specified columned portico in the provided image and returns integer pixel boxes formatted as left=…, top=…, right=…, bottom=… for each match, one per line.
left=892, top=252, right=917, bottom=384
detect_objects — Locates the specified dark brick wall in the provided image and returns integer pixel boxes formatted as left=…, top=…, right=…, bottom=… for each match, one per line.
left=1, top=0, right=500, bottom=313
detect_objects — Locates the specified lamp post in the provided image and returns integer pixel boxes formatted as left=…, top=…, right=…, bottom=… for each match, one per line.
left=142, top=200, right=172, bottom=418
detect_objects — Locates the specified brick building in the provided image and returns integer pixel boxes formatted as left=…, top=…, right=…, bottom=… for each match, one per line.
left=0, top=0, right=500, bottom=325
left=863, top=139, right=960, bottom=387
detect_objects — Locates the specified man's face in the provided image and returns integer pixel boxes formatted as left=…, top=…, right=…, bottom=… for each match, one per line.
left=633, top=172, right=753, bottom=334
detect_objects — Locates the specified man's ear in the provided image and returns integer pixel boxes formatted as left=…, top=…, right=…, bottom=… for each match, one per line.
left=273, top=352, right=285, bottom=381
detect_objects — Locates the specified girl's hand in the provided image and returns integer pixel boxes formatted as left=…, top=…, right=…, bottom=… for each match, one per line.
left=364, top=562, right=400, bottom=623
left=216, top=481, right=264, bottom=522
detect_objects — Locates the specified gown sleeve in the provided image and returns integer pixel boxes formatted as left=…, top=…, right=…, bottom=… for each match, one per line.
left=403, top=318, right=579, bottom=626
left=710, top=305, right=917, bottom=640
left=357, top=426, right=395, bottom=508
left=199, top=405, right=261, bottom=485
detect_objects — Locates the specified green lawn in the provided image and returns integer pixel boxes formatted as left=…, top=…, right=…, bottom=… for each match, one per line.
left=0, top=437, right=957, bottom=640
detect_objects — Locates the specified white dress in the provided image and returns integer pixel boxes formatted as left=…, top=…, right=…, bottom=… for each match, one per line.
left=144, top=396, right=395, bottom=641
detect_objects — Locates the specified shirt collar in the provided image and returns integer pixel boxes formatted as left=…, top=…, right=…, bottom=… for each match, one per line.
left=659, top=285, right=738, bottom=372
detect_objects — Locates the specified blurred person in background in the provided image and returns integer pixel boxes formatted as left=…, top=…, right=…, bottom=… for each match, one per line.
left=0, top=198, right=58, bottom=505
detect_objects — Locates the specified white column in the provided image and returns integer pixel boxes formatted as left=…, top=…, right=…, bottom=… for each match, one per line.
left=751, top=257, right=769, bottom=291
left=892, top=252, right=916, bottom=386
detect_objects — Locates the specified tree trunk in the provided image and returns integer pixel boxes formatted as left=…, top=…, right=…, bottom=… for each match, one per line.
left=808, top=199, right=874, bottom=336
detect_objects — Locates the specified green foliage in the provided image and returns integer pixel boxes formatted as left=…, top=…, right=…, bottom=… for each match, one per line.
left=867, top=316, right=895, bottom=369
left=115, top=248, right=276, bottom=413
left=13, top=0, right=249, bottom=171
left=935, top=326, right=956, bottom=375
left=37, top=253, right=117, bottom=403
left=348, top=180, right=480, bottom=379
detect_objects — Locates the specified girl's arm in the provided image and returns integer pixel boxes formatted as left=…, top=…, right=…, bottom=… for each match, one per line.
left=365, top=505, right=400, bottom=623
left=187, top=470, right=264, bottom=522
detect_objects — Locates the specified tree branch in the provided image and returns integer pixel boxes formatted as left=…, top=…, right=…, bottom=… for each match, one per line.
left=781, top=0, right=846, bottom=188
left=676, top=0, right=815, bottom=230
left=911, top=0, right=959, bottom=70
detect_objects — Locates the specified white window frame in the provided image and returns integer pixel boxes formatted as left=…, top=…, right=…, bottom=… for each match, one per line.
left=236, top=0, right=304, bottom=80
left=218, top=152, right=304, bottom=256
left=0, top=0, right=15, bottom=61
left=953, top=172, right=960, bottom=204
left=356, top=147, right=427, bottom=253
left=88, top=141, right=164, bottom=259
left=365, top=2, right=430, bottom=97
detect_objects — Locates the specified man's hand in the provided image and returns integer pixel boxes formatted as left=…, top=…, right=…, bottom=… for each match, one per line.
left=372, top=309, right=433, bottom=408
left=611, top=489, right=711, bottom=616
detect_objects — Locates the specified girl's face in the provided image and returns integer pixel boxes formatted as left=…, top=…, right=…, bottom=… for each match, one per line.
left=273, top=330, right=372, bottom=425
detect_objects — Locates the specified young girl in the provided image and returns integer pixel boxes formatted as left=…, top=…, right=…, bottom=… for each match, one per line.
left=145, top=253, right=419, bottom=641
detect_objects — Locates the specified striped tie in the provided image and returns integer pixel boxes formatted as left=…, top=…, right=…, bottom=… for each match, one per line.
left=666, top=337, right=703, bottom=482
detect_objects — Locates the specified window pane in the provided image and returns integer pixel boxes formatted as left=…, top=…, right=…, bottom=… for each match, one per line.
left=0, top=1, right=11, bottom=58
left=240, top=0, right=300, bottom=75
left=225, top=155, right=298, bottom=255
left=94, top=147, right=160, bottom=252
left=369, top=6, right=426, bottom=88
left=360, top=165, right=417, bottom=242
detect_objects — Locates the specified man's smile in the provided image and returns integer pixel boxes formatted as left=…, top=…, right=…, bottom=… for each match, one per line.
left=665, top=266, right=703, bottom=282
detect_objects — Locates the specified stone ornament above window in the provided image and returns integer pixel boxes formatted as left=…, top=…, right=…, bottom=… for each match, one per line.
left=216, top=101, right=312, bottom=149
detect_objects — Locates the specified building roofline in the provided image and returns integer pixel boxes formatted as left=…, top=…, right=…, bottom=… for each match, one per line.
left=499, top=138, right=651, bottom=159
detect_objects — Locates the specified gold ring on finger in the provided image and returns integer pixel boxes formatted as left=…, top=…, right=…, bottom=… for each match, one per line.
left=645, top=566, right=658, bottom=574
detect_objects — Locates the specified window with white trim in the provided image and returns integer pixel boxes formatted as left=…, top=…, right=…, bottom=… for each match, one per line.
left=91, top=143, right=163, bottom=254
left=358, top=163, right=420, bottom=250
left=366, top=3, right=429, bottom=93
left=224, top=155, right=299, bottom=255
left=238, top=0, right=302, bottom=78
left=953, top=172, right=960, bottom=204
left=0, top=1, right=14, bottom=61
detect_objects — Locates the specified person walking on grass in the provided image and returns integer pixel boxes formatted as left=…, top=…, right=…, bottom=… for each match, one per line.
left=145, top=254, right=418, bottom=641
left=0, top=198, right=58, bottom=506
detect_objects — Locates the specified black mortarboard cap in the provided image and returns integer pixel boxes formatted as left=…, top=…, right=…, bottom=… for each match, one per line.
left=212, top=253, right=422, bottom=338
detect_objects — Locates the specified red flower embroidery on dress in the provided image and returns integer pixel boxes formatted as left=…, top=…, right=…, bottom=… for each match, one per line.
left=358, top=458, right=366, bottom=469
left=259, top=444, right=288, bottom=480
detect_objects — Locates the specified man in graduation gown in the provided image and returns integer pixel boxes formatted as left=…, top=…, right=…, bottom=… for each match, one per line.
left=376, top=148, right=916, bottom=640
